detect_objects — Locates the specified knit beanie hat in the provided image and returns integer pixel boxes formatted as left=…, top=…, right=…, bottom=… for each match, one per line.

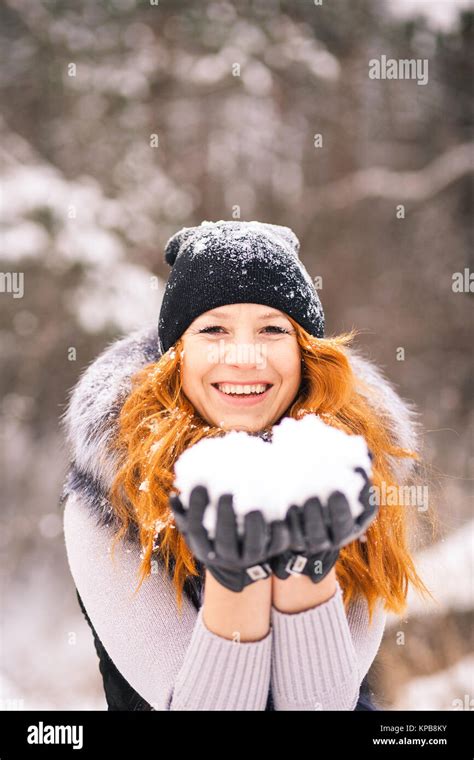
left=157, top=220, right=325, bottom=354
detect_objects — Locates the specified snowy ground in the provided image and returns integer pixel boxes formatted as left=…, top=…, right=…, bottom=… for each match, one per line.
left=393, top=655, right=474, bottom=711
left=1, top=541, right=106, bottom=710
left=387, top=519, right=474, bottom=621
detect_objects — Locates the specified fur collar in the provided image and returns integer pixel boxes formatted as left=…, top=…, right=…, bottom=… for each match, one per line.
left=61, top=324, right=422, bottom=524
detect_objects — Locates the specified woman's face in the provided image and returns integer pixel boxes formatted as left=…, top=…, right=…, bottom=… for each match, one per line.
left=181, top=303, right=302, bottom=432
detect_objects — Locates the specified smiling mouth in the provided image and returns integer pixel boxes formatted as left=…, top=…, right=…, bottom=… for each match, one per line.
left=211, top=382, right=273, bottom=404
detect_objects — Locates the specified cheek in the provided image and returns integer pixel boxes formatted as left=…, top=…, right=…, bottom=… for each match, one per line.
left=181, top=346, right=199, bottom=397
left=270, top=343, right=301, bottom=394
left=181, top=343, right=213, bottom=398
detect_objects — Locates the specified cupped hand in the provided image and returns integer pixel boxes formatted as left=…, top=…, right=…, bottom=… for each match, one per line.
left=169, top=485, right=291, bottom=592
left=270, top=464, right=378, bottom=583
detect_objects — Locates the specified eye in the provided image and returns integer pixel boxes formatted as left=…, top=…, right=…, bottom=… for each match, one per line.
left=197, top=325, right=224, bottom=334
left=197, top=324, right=292, bottom=335
left=262, top=325, right=292, bottom=334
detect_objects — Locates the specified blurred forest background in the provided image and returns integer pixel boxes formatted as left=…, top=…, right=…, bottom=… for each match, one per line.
left=0, top=0, right=472, bottom=710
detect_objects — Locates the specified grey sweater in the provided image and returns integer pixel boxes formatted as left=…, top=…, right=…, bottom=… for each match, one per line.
left=61, top=325, right=421, bottom=711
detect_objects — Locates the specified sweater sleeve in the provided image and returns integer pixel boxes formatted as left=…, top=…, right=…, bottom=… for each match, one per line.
left=270, top=579, right=387, bottom=711
left=63, top=491, right=272, bottom=711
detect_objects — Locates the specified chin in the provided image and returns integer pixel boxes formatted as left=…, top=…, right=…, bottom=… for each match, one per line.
left=219, top=417, right=271, bottom=433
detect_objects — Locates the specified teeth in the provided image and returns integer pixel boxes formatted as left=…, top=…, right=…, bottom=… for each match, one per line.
left=216, top=383, right=268, bottom=395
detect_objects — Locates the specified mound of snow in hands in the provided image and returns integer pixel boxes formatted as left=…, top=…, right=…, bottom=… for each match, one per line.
left=173, top=414, right=372, bottom=538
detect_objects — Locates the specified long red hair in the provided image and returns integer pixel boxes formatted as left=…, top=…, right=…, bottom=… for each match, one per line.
left=108, top=321, right=434, bottom=621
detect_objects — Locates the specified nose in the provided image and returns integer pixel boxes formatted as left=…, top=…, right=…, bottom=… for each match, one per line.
left=220, top=327, right=263, bottom=369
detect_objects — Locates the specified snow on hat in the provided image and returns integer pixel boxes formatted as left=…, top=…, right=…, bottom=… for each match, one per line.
left=157, top=220, right=325, bottom=354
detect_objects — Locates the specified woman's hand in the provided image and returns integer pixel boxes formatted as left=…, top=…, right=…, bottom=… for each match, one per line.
left=269, top=465, right=377, bottom=583
left=169, top=485, right=290, bottom=593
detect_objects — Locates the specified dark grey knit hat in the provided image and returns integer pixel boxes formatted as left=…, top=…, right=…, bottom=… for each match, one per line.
left=157, top=220, right=324, bottom=354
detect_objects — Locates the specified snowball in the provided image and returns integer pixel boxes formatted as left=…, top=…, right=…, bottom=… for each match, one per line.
left=172, top=413, right=372, bottom=538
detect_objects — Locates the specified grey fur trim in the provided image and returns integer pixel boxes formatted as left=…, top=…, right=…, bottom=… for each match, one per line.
left=345, top=347, right=423, bottom=484
left=61, top=326, right=160, bottom=495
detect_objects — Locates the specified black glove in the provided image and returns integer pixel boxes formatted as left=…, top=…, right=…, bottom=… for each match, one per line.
left=169, top=484, right=290, bottom=593
left=270, top=466, right=377, bottom=583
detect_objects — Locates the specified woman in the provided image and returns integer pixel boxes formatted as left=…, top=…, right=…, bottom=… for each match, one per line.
left=61, top=220, right=431, bottom=710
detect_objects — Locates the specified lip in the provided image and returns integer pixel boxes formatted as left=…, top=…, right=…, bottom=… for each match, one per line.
left=212, top=381, right=273, bottom=385
left=211, top=383, right=273, bottom=406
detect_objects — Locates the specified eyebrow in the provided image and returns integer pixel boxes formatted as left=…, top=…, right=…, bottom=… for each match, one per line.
left=199, top=309, right=288, bottom=320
